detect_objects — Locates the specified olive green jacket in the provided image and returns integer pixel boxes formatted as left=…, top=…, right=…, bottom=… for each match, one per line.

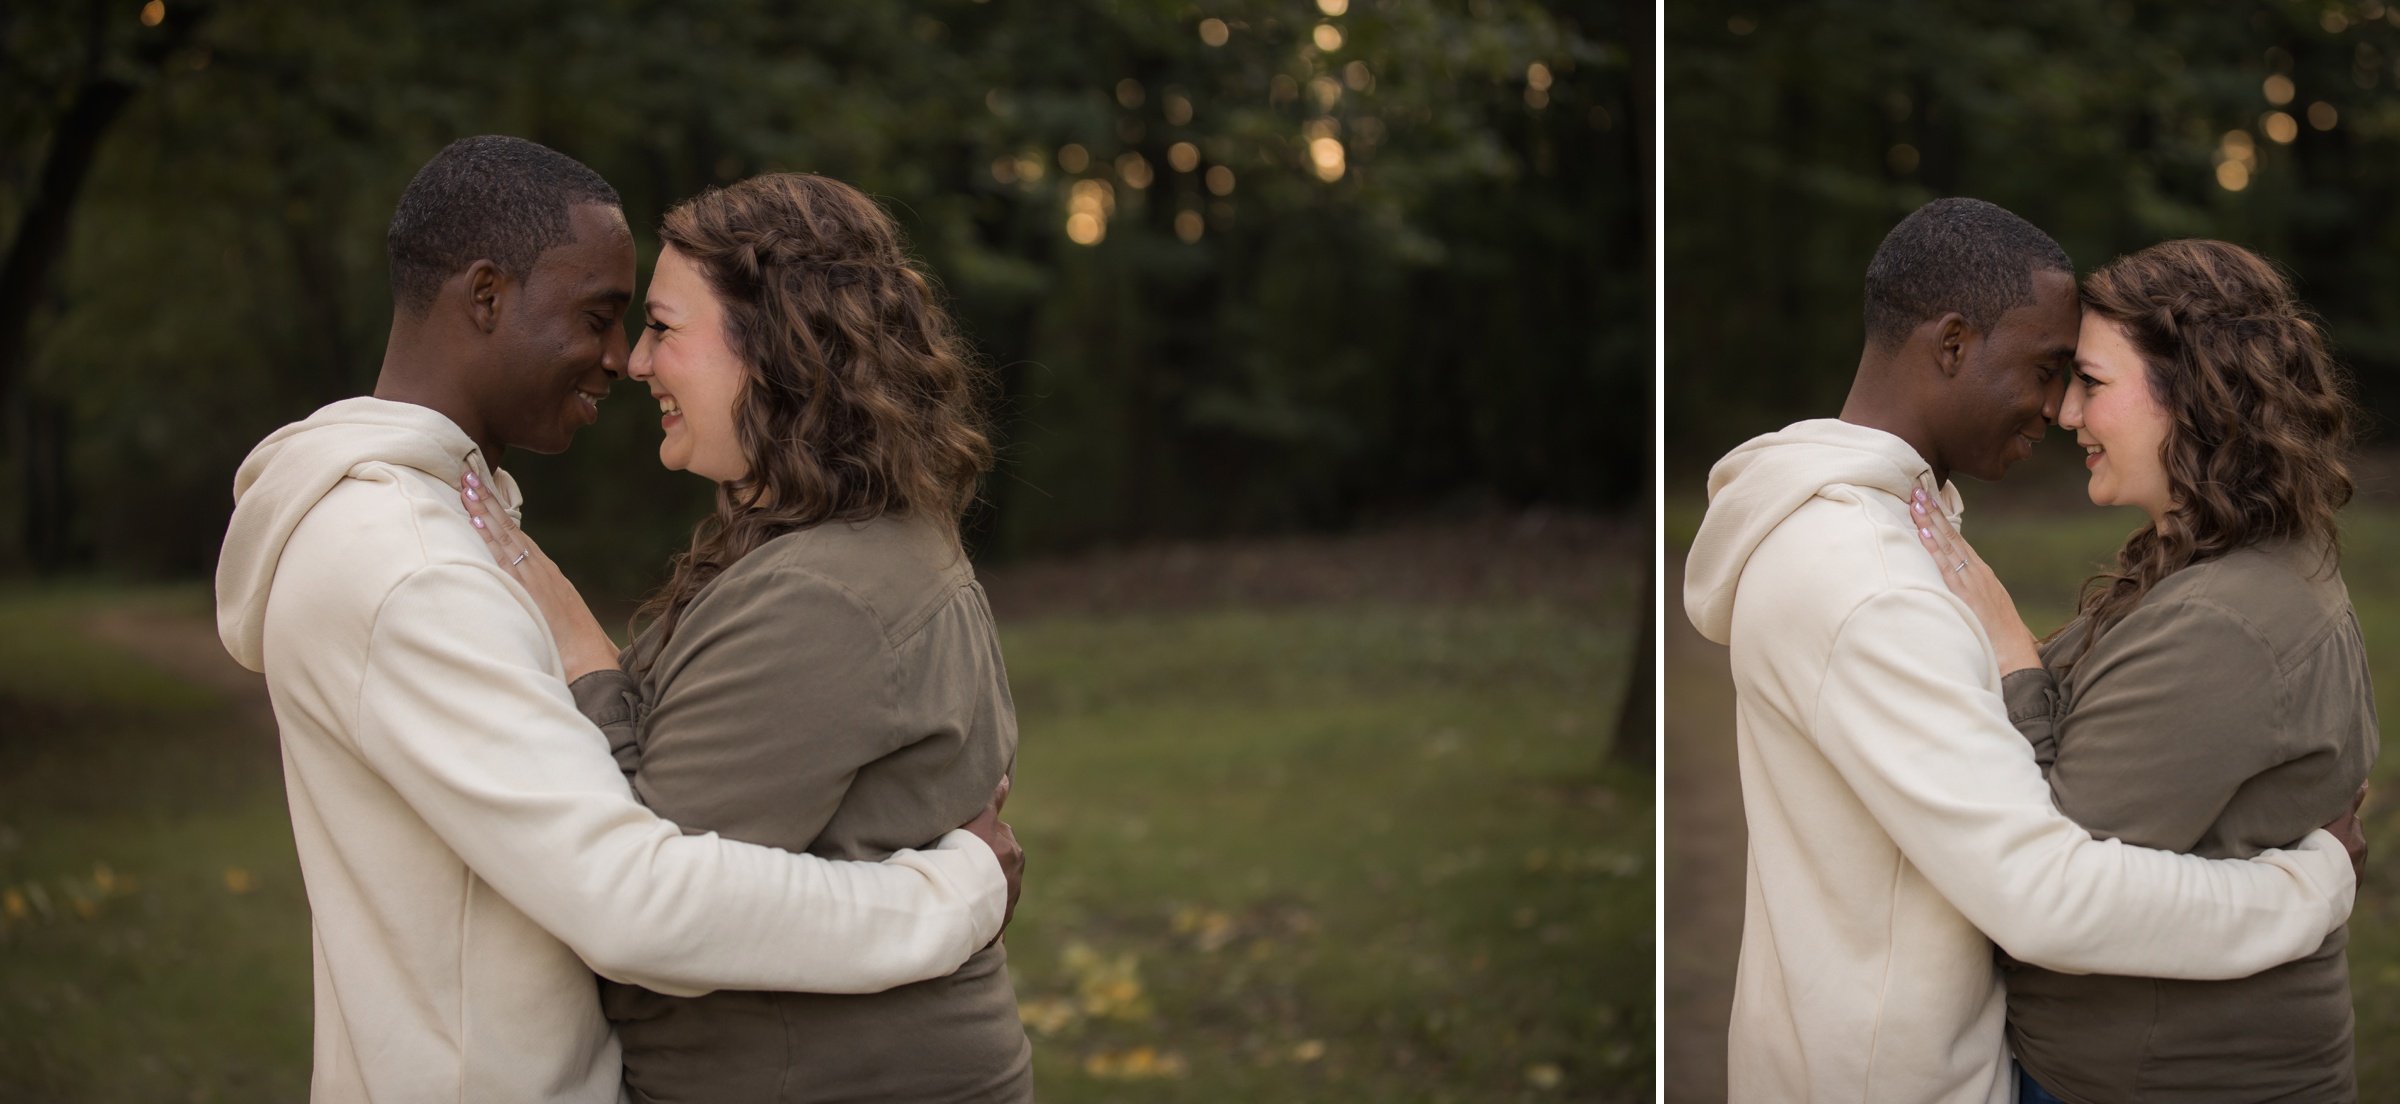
left=2001, top=538, right=2377, bottom=1103
left=572, top=513, right=1031, bottom=1103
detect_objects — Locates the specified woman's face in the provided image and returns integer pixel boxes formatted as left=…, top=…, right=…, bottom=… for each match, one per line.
left=2060, top=314, right=2175, bottom=523
left=630, top=244, right=750, bottom=483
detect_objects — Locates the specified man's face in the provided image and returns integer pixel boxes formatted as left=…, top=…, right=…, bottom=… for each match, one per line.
left=488, top=203, right=635, bottom=455
left=1945, top=267, right=2078, bottom=482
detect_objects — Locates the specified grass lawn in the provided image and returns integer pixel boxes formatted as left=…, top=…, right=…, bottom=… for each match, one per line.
left=0, top=531, right=1651, bottom=1101
left=0, top=584, right=312, bottom=1100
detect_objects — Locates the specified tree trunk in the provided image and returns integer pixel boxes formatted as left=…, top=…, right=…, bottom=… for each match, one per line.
left=0, top=1, right=211, bottom=571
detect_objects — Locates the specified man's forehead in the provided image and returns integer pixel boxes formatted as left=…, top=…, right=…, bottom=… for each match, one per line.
left=548, top=204, right=635, bottom=296
left=1989, top=269, right=2080, bottom=332
left=573, top=201, right=631, bottom=236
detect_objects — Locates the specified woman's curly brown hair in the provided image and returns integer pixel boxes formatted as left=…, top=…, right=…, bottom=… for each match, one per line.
left=639, top=173, right=993, bottom=636
left=2067, top=239, right=2356, bottom=657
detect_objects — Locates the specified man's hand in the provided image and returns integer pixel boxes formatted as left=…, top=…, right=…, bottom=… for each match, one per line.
left=2324, top=781, right=2369, bottom=886
left=960, top=775, right=1022, bottom=941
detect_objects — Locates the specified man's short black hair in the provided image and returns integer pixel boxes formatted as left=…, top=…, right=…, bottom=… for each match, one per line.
left=1863, top=197, right=2073, bottom=349
left=386, top=135, right=621, bottom=316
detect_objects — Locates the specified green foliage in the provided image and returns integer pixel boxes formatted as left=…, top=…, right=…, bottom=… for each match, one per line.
left=3, top=0, right=1642, bottom=587
left=1669, top=0, right=2400, bottom=466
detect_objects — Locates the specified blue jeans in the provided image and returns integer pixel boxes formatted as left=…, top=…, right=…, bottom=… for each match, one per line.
left=2017, top=1062, right=2073, bottom=1104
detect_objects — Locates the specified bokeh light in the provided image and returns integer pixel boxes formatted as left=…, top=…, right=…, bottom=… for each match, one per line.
left=1309, top=137, right=1347, bottom=181
left=1115, top=152, right=1154, bottom=189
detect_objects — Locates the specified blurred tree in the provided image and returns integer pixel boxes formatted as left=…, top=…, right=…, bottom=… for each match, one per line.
left=1670, top=0, right=2400, bottom=470
left=3, top=0, right=215, bottom=568
left=1, top=0, right=1639, bottom=589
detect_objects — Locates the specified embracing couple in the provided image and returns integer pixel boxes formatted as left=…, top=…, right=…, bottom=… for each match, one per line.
left=1687, top=198, right=2375, bottom=1103
left=215, top=136, right=1030, bottom=1101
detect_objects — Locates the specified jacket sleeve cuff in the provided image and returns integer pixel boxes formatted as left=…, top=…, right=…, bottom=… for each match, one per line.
left=2001, top=666, right=2058, bottom=726
left=569, top=668, right=645, bottom=771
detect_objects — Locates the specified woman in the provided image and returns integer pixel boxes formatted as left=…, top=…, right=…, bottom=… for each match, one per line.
left=1912, top=239, right=2374, bottom=1103
left=460, top=173, right=1030, bottom=1102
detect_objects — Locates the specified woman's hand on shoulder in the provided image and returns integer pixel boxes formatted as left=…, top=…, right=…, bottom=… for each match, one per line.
left=1910, top=487, right=2043, bottom=675
left=459, top=470, right=622, bottom=681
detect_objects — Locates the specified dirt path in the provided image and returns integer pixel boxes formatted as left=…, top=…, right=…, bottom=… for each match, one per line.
left=1663, top=561, right=1743, bottom=1103
left=83, top=603, right=277, bottom=736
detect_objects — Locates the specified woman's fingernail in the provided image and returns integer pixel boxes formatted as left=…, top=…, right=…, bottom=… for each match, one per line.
left=1920, top=527, right=1933, bottom=540
left=1911, top=499, right=1924, bottom=515
left=466, top=486, right=477, bottom=501
left=465, top=471, right=479, bottom=487
left=473, top=516, right=485, bottom=530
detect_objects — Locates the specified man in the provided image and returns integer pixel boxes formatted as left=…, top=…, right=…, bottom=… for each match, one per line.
left=214, top=136, right=1022, bottom=1101
left=1682, top=197, right=2357, bottom=1103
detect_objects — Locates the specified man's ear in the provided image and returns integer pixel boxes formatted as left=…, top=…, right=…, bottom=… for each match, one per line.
left=462, top=259, right=504, bottom=335
left=1930, top=312, right=1970, bottom=377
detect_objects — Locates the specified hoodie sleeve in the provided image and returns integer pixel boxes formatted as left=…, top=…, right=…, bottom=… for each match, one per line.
left=351, top=562, right=1006, bottom=996
left=1810, top=585, right=2350, bottom=978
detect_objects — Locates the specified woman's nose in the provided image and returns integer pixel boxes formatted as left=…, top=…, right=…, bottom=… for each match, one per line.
left=628, top=331, right=654, bottom=379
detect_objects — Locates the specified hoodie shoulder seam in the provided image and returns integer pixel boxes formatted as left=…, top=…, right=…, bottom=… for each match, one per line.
left=342, top=472, right=456, bottom=742
left=1796, top=488, right=1946, bottom=728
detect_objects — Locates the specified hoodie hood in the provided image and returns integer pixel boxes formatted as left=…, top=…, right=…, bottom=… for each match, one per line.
left=1683, top=418, right=1960, bottom=644
left=216, top=397, right=517, bottom=672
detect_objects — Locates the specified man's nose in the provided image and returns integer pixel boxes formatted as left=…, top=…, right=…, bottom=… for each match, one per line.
left=603, top=324, right=631, bottom=379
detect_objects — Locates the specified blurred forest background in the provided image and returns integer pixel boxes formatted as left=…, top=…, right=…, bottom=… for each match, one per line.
left=1671, top=0, right=2400, bottom=466
left=1667, top=2, right=2400, bottom=1100
left=4, top=0, right=1642, bottom=590
left=3, top=1, right=1651, bottom=1101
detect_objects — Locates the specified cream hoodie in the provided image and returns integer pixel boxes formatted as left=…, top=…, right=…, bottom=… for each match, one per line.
left=1683, top=418, right=2355, bottom=1104
left=216, top=397, right=1007, bottom=1103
